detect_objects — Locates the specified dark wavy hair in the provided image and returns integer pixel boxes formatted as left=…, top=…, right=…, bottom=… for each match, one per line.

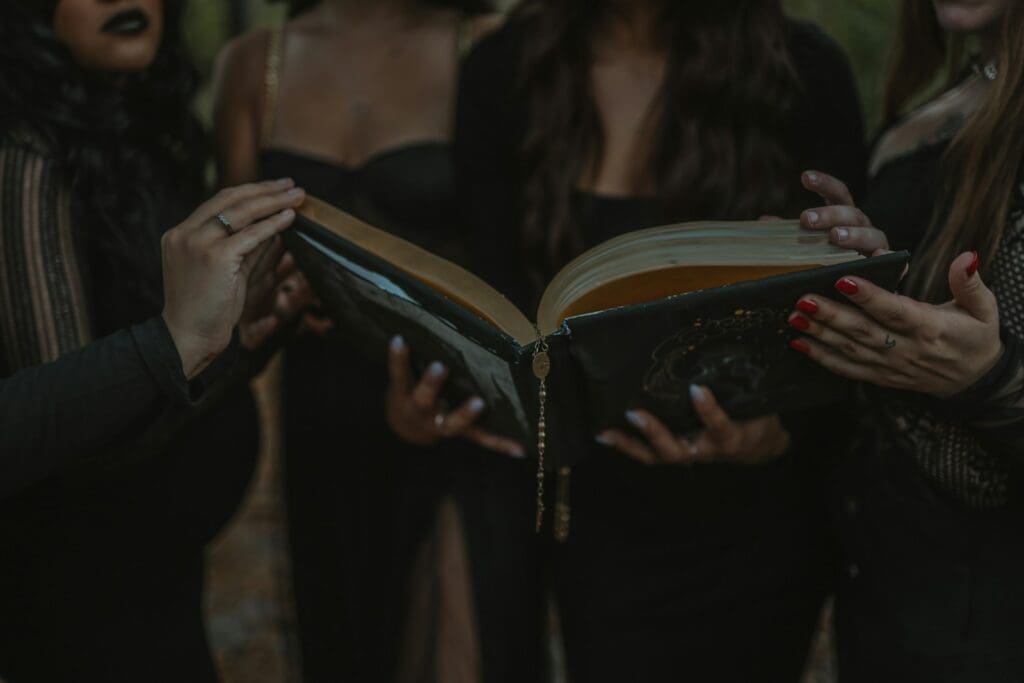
left=276, top=0, right=494, bottom=18
left=887, top=0, right=1024, bottom=302
left=512, top=0, right=801, bottom=285
left=0, top=1, right=206, bottom=332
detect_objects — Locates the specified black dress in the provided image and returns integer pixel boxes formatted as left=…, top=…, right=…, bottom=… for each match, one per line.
left=834, top=121, right=1024, bottom=681
left=261, top=145, right=471, bottom=681
left=455, top=18, right=866, bottom=682
left=0, top=136, right=261, bottom=682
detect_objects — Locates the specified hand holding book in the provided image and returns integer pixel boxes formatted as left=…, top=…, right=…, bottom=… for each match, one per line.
left=788, top=170, right=1004, bottom=397
left=386, top=334, right=526, bottom=458
left=596, top=385, right=791, bottom=466
left=799, top=170, right=890, bottom=256
left=789, top=251, right=1005, bottom=397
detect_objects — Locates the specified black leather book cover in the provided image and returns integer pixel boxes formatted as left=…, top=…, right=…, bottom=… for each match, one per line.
left=286, top=213, right=909, bottom=468
left=555, top=251, right=909, bottom=466
left=283, top=216, right=536, bottom=445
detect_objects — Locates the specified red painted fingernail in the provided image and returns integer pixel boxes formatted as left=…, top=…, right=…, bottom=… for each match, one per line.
left=966, top=251, right=980, bottom=277
left=788, top=314, right=810, bottom=331
left=797, top=299, right=819, bottom=315
left=789, top=339, right=810, bottom=354
left=835, top=278, right=859, bottom=296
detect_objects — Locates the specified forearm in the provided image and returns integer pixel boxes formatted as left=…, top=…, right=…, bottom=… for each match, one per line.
left=0, top=316, right=196, bottom=498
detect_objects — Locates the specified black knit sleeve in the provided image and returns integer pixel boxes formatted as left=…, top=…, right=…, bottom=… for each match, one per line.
left=0, top=317, right=199, bottom=499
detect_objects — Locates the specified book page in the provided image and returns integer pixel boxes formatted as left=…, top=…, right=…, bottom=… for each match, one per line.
left=536, top=221, right=860, bottom=333
left=298, top=197, right=538, bottom=345
left=298, top=233, right=530, bottom=434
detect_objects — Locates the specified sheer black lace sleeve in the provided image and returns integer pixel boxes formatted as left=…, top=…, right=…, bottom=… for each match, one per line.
left=950, top=181, right=1024, bottom=467
left=0, top=141, right=195, bottom=498
left=889, top=179, right=1024, bottom=508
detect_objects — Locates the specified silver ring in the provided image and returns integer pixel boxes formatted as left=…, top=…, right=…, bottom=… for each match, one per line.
left=434, top=413, right=446, bottom=431
left=883, top=334, right=897, bottom=351
left=215, top=212, right=235, bottom=235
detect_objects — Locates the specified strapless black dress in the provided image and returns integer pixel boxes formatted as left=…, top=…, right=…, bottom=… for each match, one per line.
left=261, top=144, right=465, bottom=681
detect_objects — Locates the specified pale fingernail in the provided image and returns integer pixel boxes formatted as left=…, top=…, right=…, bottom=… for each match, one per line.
left=468, top=397, right=485, bottom=413
left=595, top=433, right=614, bottom=447
left=806, top=171, right=819, bottom=183
left=625, top=410, right=646, bottom=429
left=287, top=188, right=304, bottom=198
left=807, top=210, right=819, bottom=225
left=280, top=208, right=295, bottom=219
left=689, top=385, right=704, bottom=403
left=427, top=361, right=446, bottom=377
left=510, top=445, right=527, bottom=459
left=834, top=228, right=849, bottom=241
left=389, top=335, right=405, bottom=352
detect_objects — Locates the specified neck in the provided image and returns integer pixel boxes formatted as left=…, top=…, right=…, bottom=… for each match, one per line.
left=597, top=0, right=664, bottom=50
left=976, top=13, right=1006, bottom=63
left=317, top=0, right=421, bottom=25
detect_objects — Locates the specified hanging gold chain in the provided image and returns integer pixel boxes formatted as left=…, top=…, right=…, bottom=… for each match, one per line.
left=531, top=327, right=551, bottom=533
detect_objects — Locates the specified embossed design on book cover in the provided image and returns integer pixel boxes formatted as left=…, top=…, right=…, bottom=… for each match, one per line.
left=643, top=307, right=790, bottom=406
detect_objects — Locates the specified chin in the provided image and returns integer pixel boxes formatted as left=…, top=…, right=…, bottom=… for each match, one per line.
left=933, top=1, right=1006, bottom=34
left=89, top=38, right=161, bottom=72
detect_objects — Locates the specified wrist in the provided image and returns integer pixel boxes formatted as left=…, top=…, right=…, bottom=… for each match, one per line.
left=765, top=423, right=792, bottom=461
left=161, top=312, right=219, bottom=380
left=976, top=338, right=1007, bottom=387
left=937, top=336, right=1006, bottom=398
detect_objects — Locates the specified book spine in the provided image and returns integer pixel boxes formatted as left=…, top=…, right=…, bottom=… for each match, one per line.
left=544, top=332, right=584, bottom=542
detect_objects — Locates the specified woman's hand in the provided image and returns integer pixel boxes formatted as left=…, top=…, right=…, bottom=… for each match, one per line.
left=800, top=170, right=890, bottom=256
left=596, top=386, right=790, bottom=466
left=161, top=178, right=306, bottom=378
left=238, top=250, right=318, bottom=350
left=788, top=251, right=1004, bottom=397
left=386, top=336, right=525, bottom=458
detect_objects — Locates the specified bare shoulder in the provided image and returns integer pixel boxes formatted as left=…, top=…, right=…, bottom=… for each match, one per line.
left=464, top=12, right=505, bottom=47
left=213, top=28, right=273, bottom=104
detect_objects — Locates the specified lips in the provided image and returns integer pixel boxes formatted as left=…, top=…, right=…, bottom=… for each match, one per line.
left=101, top=8, right=151, bottom=36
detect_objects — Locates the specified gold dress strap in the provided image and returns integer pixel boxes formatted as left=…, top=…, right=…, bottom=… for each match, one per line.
left=261, top=28, right=284, bottom=149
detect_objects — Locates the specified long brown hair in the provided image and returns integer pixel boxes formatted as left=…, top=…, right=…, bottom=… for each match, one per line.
left=512, top=0, right=801, bottom=287
left=894, top=0, right=1024, bottom=301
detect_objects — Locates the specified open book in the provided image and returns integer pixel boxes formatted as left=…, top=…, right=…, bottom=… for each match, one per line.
left=285, top=196, right=909, bottom=468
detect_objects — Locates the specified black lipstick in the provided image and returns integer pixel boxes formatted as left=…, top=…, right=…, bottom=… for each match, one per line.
left=101, top=8, right=150, bottom=36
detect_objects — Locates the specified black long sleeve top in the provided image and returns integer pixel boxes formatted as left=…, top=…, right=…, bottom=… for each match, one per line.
left=0, top=136, right=265, bottom=500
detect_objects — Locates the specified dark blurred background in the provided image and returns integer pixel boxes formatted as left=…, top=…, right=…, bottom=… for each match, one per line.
left=182, top=0, right=899, bottom=130
left=184, top=2, right=899, bottom=682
